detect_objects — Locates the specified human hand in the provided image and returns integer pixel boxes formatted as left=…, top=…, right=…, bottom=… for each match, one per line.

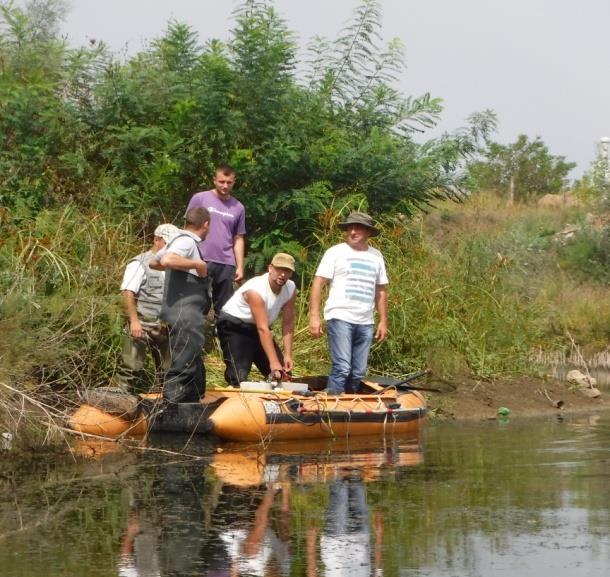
left=309, top=317, right=323, bottom=338
left=283, top=356, right=294, bottom=373
left=130, top=319, right=144, bottom=339
left=195, top=260, right=208, bottom=278
left=269, top=366, right=283, bottom=383
left=375, top=321, right=388, bottom=343
left=234, top=266, right=245, bottom=282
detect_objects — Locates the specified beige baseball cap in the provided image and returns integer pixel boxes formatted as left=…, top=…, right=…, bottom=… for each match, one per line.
left=270, top=253, right=296, bottom=271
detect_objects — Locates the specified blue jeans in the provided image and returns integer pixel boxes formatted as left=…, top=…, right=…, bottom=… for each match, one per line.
left=326, top=319, right=374, bottom=394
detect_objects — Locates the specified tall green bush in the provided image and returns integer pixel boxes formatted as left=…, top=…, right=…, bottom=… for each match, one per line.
left=1, top=0, right=490, bottom=263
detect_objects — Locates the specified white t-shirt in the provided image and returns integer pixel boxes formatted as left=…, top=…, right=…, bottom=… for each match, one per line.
left=320, top=532, right=371, bottom=577
left=222, top=273, right=296, bottom=325
left=315, top=243, right=388, bottom=324
left=220, top=528, right=273, bottom=577
left=154, top=230, right=202, bottom=276
left=120, top=259, right=146, bottom=293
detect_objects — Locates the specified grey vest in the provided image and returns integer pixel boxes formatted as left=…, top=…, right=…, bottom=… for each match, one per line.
left=131, top=250, right=165, bottom=321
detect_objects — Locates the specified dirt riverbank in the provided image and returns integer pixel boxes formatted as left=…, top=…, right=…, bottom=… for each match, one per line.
left=427, top=376, right=610, bottom=420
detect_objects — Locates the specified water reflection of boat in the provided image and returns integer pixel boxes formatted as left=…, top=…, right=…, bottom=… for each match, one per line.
left=211, top=436, right=423, bottom=487
left=68, top=434, right=420, bottom=576
left=209, top=438, right=418, bottom=576
left=68, top=379, right=426, bottom=442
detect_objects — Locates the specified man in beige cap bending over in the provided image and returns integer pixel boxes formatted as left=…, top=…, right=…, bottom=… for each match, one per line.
left=116, top=223, right=179, bottom=392
left=216, top=253, right=297, bottom=385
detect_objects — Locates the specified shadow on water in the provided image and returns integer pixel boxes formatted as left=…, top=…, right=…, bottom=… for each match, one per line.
left=1, top=414, right=610, bottom=576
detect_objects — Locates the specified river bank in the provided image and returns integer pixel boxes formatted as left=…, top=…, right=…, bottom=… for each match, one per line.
left=1, top=376, right=608, bottom=458
left=429, top=375, right=610, bottom=420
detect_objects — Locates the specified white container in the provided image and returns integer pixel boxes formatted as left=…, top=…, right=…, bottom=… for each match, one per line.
left=280, top=382, right=309, bottom=394
left=239, top=381, right=273, bottom=392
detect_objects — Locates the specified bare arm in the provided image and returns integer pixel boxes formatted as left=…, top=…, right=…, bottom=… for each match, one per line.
left=280, top=291, right=297, bottom=373
left=233, top=234, right=245, bottom=282
left=308, top=276, right=328, bottom=337
left=374, top=284, right=388, bottom=342
left=245, top=290, right=283, bottom=376
left=122, top=290, right=143, bottom=339
left=241, top=486, right=277, bottom=556
left=148, top=257, right=165, bottom=271
left=160, top=252, right=207, bottom=277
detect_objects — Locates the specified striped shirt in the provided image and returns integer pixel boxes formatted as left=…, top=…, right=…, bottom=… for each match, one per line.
left=315, top=242, right=388, bottom=324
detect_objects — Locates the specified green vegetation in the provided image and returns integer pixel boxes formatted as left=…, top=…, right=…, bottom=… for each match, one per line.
left=468, top=134, right=576, bottom=203
left=0, top=0, right=482, bottom=245
left=1, top=0, right=609, bottom=449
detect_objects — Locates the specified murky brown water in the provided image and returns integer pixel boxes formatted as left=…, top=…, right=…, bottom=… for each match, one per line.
left=1, top=412, right=609, bottom=576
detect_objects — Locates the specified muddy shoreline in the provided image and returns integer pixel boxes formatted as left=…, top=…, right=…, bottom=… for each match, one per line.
left=428, top=376, right=610, bottom=420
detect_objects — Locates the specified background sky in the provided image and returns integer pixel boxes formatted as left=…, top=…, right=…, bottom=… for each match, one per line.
left=60, top=0, right=610, bottom=179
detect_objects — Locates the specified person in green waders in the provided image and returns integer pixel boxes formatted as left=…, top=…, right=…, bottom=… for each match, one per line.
left=150, top=207, right=211, bottom=403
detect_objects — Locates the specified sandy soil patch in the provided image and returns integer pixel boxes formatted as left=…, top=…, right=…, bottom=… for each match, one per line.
left=427, top=376, right=610, bottom=421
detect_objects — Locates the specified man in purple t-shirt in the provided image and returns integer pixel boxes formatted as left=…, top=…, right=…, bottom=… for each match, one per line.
left=186, top=164, right=246, bottom=316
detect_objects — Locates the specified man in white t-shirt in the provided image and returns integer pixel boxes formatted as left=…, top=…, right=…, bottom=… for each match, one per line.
left=150, top=207, right=211, bottom=403
left=117, top=223, right=178, bottom=392
left=217, top=253, right=297, bottom=385
left=309, top=212, right=388, bottom=394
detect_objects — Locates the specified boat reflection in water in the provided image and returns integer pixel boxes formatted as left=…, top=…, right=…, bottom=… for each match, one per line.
left=75, top=435, right=422, bottom=576
left=10, top=414, right=609, bottom=577
left=209, top=435, right=422, bottom=576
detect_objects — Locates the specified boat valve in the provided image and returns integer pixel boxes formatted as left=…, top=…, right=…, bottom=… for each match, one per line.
left=288, top=400, right=302, bottom=412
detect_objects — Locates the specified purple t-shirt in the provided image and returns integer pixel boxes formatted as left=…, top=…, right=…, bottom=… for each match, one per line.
left=186, top=190, right=246, bottom=265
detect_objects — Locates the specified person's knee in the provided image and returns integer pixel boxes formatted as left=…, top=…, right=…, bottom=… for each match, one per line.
left=122, top=344, right=145, bottom=371
left=224, top=366, right=241, bottom=386
left=330, top=357, right=351, bottom=377
left=223, top=359, right=250, bottom=385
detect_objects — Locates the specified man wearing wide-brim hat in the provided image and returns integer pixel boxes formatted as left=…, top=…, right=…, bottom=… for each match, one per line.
left=309, top=212, right=388, bottom=394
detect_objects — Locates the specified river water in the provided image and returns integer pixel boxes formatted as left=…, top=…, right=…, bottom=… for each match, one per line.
left=1, top=413, right=609, bottom=577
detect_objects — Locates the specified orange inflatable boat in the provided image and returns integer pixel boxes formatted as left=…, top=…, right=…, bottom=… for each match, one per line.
left=68, top=377, right=427, bottom=441
left=205, top=386, right=426, bottom=442
left=68, top=392, right=224, bottom=439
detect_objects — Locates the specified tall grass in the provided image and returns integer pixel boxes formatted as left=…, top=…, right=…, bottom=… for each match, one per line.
left=0, top=207, right=147, bottom=447
left=370, top=212, right=548, bottom=379
left=296, top=194, right=609, bottom=380
left=2, top=194, right=609, bottom=449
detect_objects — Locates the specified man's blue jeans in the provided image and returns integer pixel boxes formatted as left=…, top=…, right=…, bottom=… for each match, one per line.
left=326, top=319, right=374, bottom=394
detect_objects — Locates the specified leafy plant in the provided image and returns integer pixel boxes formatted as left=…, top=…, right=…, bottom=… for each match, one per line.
left=469, top=134, right=576, bottom=203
